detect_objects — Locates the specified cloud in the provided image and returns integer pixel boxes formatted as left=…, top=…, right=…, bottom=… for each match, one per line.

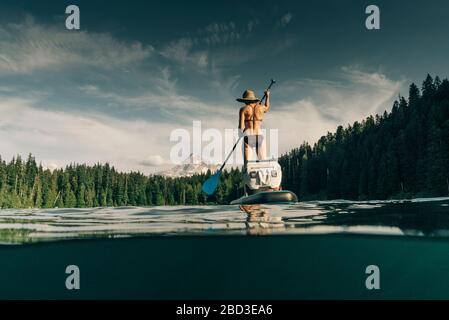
left=160, top=37, right=209, bottom=69
left=211, top=35, right=297, bottom=68
left=0, top=64, right=403, bottom=171
left=247, top=20, right=258, bottom=33
left=279, top=13, right=293, bottom=27
left=341, top=66, right=399, bottom=90
left=0, top=17, right=238, bottom=127
left=0, top=97, right=174, bottom=173
left=79, top=67, right=235, bottom=122
left=0, top=17, right=405, bottom=171
left=265, top=67, right=404, bottom=154
left=139, top=155, right=165, bottom=167
left=78, top=85, right=100, bottom=95
left=205, top=22, right=236, bottom=33
left=265, top=100, right=337, bottom=154
left=160, top=38, right=193, bottom=63
left=0, top=17, right=153, bottom=74
left=201, top=22, right=241, bottom=45
left=159, top=20, right=259, bottom=69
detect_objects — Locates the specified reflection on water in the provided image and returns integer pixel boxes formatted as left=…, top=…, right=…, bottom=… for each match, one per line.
left=0, top=197, right=448, bottom=244
left=240, top=204, right=285, bottom=235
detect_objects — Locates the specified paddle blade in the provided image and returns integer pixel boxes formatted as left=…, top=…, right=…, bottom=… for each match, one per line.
left=202, top=172, right=221, bottom=195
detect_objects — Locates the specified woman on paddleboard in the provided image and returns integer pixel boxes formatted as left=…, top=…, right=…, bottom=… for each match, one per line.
left=237, top=89, right=270, bottom=164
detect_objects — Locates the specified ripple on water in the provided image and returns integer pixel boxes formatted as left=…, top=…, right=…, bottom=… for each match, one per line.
left=0, top=197, right=448, bottom=244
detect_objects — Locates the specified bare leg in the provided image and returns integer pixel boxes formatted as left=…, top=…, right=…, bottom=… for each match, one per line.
left=256, top=135, right=267, bottom=160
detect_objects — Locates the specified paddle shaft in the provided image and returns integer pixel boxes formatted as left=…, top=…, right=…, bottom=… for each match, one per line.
left=217, top=79, right=276, bottom=173
left=218, top=130, right=246, bottom=172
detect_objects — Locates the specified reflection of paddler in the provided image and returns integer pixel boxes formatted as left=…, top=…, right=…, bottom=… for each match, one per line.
left=239, top=204, right=284, bottom=235
left=237, top=89, right=270, bottom=164
left=240, top=204, right=270, bottom=221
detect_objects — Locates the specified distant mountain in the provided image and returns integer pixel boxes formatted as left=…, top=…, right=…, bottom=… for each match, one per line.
left=158, top=154, right=219, bottom=178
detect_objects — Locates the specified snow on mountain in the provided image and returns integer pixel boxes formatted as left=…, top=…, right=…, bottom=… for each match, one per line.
left=158, top=154, right=219, bottom=178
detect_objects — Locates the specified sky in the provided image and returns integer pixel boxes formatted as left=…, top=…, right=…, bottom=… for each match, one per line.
left=0, top=0, right=449, bottom=173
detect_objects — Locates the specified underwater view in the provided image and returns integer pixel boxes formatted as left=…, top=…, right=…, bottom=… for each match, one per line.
left=1, top=198, right=449, bottom=300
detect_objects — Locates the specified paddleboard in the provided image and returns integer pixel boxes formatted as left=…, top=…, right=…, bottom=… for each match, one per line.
left=230, top=190, right=298, bottom=205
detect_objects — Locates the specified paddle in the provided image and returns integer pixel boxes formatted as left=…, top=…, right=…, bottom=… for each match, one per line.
left=202, top=79, right=276, bottom=195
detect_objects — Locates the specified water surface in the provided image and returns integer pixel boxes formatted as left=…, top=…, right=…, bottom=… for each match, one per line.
left=2, top=198, right=449, bottom=299
left=1, top=197, right=448, bottom=244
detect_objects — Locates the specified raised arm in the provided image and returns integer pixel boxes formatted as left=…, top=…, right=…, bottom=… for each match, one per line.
left=238, top=107, right=245, bottom=131
left=263, top=90, right=270, bottom=112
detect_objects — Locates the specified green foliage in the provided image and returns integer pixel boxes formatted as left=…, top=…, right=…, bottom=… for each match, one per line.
left=1, top=74, right=448, bottom=207
left=0, top=155, right=244, bottom=208
left=279, top=74, right=449, bottom=200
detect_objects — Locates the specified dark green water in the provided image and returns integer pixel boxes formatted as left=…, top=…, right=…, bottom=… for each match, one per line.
left=2, top=235, right=449, bottom=299
left=0, top=197, right=449, bottom=299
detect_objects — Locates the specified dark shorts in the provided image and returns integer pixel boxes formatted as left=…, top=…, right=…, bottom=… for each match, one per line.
left=244, top=135, right=264, bottom=148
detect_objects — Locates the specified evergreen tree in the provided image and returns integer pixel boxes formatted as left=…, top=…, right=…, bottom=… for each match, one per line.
left=0, top=75, right=448, bottom=207
left=279, top=74, right=449, bottom=200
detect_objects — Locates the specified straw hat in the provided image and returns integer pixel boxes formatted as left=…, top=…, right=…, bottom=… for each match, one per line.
left=236, top=89, right=260, bottom=103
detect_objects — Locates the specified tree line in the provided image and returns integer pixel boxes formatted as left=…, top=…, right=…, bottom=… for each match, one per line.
left=279, top=74, right=449, bottom=200
left=1, top=74, right=448, bottom=208
left=0, top=156, right=243, bottom=208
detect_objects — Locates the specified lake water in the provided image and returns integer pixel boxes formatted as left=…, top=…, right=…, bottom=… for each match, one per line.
left=0, top=197, right=448, bottom=244
left=1, top=197, right=449, bottom=299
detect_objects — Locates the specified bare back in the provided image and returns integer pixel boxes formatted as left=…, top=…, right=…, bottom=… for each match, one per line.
left=239, top=103, right=267, bottom=135
left=237, top=90, right=271, bottom=162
